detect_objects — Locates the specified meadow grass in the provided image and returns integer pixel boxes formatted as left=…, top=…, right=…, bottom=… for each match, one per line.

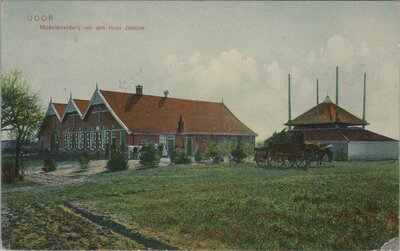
left=2, top=160, right=398, bottom=249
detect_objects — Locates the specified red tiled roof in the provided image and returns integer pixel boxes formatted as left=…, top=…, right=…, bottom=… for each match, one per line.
left=100, top=90, right=256, bottom=135
left=52, top=103, right=67, bottom=117
left=286, top=98, right=367, bottom=126
left=298, top=128, right=397, bottom=142
left=73, top=99, right=89, bottom=114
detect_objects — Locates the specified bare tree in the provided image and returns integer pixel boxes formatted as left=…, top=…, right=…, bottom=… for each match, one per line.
left=1, top=69, right=43, bottom=177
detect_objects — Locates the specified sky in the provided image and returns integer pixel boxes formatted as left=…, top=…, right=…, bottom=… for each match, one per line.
left=1, top=1, right=399, bottom=140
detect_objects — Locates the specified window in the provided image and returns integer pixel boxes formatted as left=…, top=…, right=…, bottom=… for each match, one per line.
left=167, top=135, right=175, bottom=156
left=90, top=128, right=95, bottom=150
left=98, top=111, right=104, bottom=124
left=65, top=129, right=72, bottom=150
left=120, top=130, right=126, bottom=148
left=72, top=115, right=76, bottom=126
left=77, top=128, right=83, bottom=149
left=111, top=125, right=116, bottom=146
left=64, top=131, right=67, bottom=149
left=101, top=127, right=108, bottom=150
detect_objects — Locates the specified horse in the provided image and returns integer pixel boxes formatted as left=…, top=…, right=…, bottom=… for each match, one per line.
left=305, top=143, right=333, bottom=166
left=317, top=144, right=333, bottom=165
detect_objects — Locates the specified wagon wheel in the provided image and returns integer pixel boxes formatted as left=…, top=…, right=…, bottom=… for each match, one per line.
left=308, top=153, right=319, bottom=168
left=278, top=154, right=289, bottom=167
left=255, top=151, right=270, bottom=168
left=267, top=152, right=278, bottom=167
left=276, top=153, right=290, bottom=167
left=265, top=152, right=274, bottom=167
left=287, top=154, right=297, bottom=167
left=295, top=152, right=310, bottom=169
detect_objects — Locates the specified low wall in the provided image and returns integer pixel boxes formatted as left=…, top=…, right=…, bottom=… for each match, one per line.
left=348, top=141, right=399, bottom=160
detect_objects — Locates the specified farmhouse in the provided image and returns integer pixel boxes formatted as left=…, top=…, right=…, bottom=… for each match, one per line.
left=37, top=85, right=257, bottom=157
left=286, top=95, right=398, bottom=160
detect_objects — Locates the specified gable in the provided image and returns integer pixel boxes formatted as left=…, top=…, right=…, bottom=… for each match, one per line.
left=82, top=89, right=131, bottom=133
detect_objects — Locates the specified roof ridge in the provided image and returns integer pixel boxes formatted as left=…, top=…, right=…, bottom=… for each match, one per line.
left=99, top=89, right=222, bottom=105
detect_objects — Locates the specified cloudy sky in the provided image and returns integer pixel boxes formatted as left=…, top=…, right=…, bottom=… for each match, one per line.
left=2, top=1, right=399, bottom=140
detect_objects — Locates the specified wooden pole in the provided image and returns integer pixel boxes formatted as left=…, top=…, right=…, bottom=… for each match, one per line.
left=336, top=66, right=339, bottom=106
left=362, top=73, right=366, bottom=129
left=288, top=74, right=292, bottom=130
left=316, top=79, right=319, bottom=105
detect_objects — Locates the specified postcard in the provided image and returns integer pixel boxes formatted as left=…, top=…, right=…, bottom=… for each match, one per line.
left=1, top=1, right=398, bottom=250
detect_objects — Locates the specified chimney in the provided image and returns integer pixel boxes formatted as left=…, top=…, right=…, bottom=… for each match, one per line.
left=335, top=66, right=339, bottom=106
left=288, top=74, right=292, bottom=130
left=178, top=116, right=185, bottom=133
left=362, top=73, right=366, bottom=129
left=136, top=84, right=143, bottom=95
left=316, top=79, right=319, bottom=105
left=164, top=90, right=169, bottom=98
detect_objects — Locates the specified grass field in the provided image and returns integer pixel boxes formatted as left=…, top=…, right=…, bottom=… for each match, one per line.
left=1, top=159, right=398, bottom=250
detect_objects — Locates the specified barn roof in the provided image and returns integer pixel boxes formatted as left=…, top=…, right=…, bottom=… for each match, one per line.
left=73, top=99, right=89, bottom=114
left=52, top=103, right=67, bottom=117
left=99, top=89, right=257, bottom=136
left=298, top=128, right=397, bottom=142
left=286, top=96, right=368, bottom=126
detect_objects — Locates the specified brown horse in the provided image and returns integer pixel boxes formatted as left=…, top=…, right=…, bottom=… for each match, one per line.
left=305, top=143, right=333, bottom=166
left=318, top=144, right=333, bottom=165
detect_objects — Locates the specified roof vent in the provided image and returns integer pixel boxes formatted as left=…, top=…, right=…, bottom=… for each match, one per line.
left=136, top=85, right=143, bottom=95
left=323, top=95, right=333, bottom=103
left=164, top=90, right=169, bottom=98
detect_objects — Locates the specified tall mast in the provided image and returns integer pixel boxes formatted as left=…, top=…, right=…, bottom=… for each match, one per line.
left=335, top=66, right=339, bottom=106
left=362, top=72, right=366, bottom=129
left=288, top=74, right=292, bottom=130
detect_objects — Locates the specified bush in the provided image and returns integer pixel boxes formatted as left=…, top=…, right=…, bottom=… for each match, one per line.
left=139, top=144, right=160, bottom=168
left=170, top=148, right=191, bottom=164
left=205, top=138, right=223, bottom=164
left=158, top=144, right=165, bottom=154
left=107, top=145, right=128, bottom=172
left=42, top=156, right=57, bottom=172
left=195, top=148, right=205, bottom=162
left=231, top=139, right=247, bottom=163
left=78, top=153, right=91, bottom=169
left=244, top=142, right=255, bottom=162
left=2, top=160, right=19, bottom=183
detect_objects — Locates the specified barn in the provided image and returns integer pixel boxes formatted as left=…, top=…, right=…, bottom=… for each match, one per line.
left=37, top=85, right=257, bottom=157
left=286, top=95, right=398, bottom=160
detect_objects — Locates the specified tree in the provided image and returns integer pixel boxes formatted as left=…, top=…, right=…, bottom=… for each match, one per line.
left=107, top=144, right=128, bottom=171
left=244, top=142, right=255, bottom=163
left=139, top=144, right=160, bottom=168
left=1, top=70, right=43, bottom=177
left=205, top=138, right=223, bottom=164
left=231, top=138, right=247, bottom=163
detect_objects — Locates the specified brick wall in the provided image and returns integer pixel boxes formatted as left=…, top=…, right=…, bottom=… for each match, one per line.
left=38, top=104, right=256, bottom=157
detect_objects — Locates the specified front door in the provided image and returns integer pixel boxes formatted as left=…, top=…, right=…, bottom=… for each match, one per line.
left=167, top=135, right=175, bottom=156
left=184, top=137, right=193, bottom=156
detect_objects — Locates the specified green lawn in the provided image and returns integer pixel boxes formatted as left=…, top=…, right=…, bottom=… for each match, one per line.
left=2, top=160, right=399, bottom=250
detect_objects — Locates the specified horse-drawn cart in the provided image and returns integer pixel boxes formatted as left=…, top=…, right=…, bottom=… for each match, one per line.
left=254, top=142, right=332, bottom=169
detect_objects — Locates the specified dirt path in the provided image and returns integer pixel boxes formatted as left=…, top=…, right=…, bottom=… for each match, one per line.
left=63, top=202, right=178, bottom=250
